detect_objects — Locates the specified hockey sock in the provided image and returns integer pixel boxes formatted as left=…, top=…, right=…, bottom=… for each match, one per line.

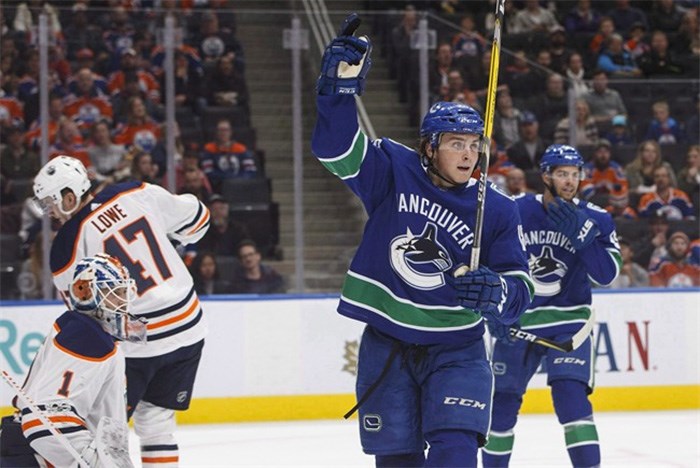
left=482, top=392, right=521, bottom=467
left=134, top=402, right=179, bottom=467
left=425, top=429, right=479, bottom=468
left=552, top=380, right=600, bottom=467
left=375, top=451, right=425, bottom=467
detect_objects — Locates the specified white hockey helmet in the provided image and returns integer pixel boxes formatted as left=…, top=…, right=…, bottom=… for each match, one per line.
left=33, top=156, right=91, bottom=216
left=69, top=253, right=147, bottom=343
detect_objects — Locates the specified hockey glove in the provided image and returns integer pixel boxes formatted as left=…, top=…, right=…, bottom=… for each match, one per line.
left=455, top=266, right=507, bottom=317
left=482, top=311, right=517, bottom=344
left=317, top=13, right=372, bottom=96
left=547, top=197, right=600, bottom=250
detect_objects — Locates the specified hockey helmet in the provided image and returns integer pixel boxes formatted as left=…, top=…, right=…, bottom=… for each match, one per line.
left=69, top=253, right=146, bottom=343
left=420, top=102, right=484, bottom=149
left=539, top=144, right=584, bottom=174
left=33, top=156, right=91, bottom=216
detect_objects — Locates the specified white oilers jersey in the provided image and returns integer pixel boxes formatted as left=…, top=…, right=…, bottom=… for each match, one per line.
left=50, top=181, right=210, bottom=358
left=19, top=312, right=126, bottom=467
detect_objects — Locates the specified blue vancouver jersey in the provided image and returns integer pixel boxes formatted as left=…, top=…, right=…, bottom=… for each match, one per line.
left=312, top=95, right=534, bottom=345
left=515, top=193, right=621, bottom=337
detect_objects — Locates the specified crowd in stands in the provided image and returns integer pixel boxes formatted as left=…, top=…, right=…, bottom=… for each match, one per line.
left=366, top=0, right=699, bottom=287
left=0, top=0, right=284, bottom=299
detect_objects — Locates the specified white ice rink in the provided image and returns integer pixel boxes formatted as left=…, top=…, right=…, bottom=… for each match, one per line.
left=128, top=410, right=700, bottom=467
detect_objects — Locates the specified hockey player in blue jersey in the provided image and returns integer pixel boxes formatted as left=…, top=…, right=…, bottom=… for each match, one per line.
left=481, top=144, right=621, bottom=467
left=312, top=14, right=533, bottom=467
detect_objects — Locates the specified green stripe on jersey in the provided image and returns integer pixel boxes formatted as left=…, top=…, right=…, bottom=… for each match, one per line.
left=483, top=432, right=515, bottom=454
left=519, top=305, right=591, bottom=329
left=342, top=272, right=481, bottom=330
left=319, top=129, right=367, bottom=180
left=564, top=422, right=599, bottom=447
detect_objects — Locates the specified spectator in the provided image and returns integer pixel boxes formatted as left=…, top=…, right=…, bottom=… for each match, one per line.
left=87, top=120, right=128, bottom=183
left=589, top=16, right=617, bottom=57
left=176, top=150, right=212, bottom=195
left=637, top=165, right=695, bottom=220
left=507, top=111, right=550, bottom=171
left=528, top=73, right=568, bottom=140
left=62, top=2, right=103, bottom=62
left=63, top=68, right=113, bottom=133
left=203, top=54, right=249, bottom=113
left=200, top=119, right=258, bottom=193
left=111, top=70, right=163, bottom=124
left=113, top=96, right=162, bottom=153
left=565, top=52, right=590, bottom=98
left=451, top=14, right=485, bottom=68
left=583, top=69, right=628, bottom=126
left=429, top=43, right=455, bottom=101
left=179, top=167, right=212, bottom=204
left=0, top=80, right=24, bottom=131
left=596, top=33, right=642, bottom=77
left=626, top=139, right=677, bottom=194
left=625, top=22, right=650, bottom=60
left=677, top=145, right=700, bottom=210
left=638, top=30, right=685, bottom=77
left=191, top=10, right=245, bottom=71
left=12, top=1, right=63, bottom=46
left=389, top=5, right=418, bottom=104
left=603, top=114, right=634, bottom=146
left=564, top=0, right=601, bottom=33
left=48, top=119, right=91, bottom=169
left=441, top=70, right=480, bottom=110
left=553, top=98, right=599, bottom=146
left=170, top=49, right=203, bottom=107
left=644, top=100, right=685, bottom=144
left=607, top=237, right=649, bottom=288
left=493, top=88, right=522, bottom=149
left=196, top=195, right=250, bottom=257
left=547, top=26, right=574, bottom=75
left=510, top=0, right=561, bottom=34
left=485, top=138, right=514, bottom=192
left=190, top=251, right=234, bottom=296
left=107, top=48, right=160, bottom=103
left=101, top=5, right=136, bottom=72
left=505, top=167, right=528, bottom=196
left=0, top=127, right=39, bottom=179
left=649, top=231, right=700, bottom=287
left=674, top=9, right=700, bottom=59
left=632, top=210, right=670, bottom=269
left=606, top=0, right=649, bottom=34
left=24, top=94, right=63, bottom=150
left=127, top=151, right=159, bottom=185
left=502, top=49, right=539, bottom=100
left=649, top=0, right=685, bottom=33
left=579, top=139, right=629, bottom=210
left=231, top=239, right=285, bottom=294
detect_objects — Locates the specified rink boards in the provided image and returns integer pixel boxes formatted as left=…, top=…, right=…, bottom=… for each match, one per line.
left=0, top=289, right=698, bottom=423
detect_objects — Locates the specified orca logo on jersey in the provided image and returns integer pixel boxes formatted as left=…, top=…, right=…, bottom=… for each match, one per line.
left=529, top=245, right=568, bottom=296
left=389, top=222, right=453, bottom=290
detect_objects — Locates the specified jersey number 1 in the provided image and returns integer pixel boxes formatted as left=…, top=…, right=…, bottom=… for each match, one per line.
left=57, top=370, right=74, bottom=397
left=104, top=217, right=173, bottom=295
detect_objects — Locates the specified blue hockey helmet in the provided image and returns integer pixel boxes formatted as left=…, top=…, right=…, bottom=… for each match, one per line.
left=539, top=144, right=584, bottom=174
left=420, top=102, right=484, bottom=149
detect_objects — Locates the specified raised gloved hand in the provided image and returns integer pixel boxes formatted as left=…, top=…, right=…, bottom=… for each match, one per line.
left=317, top=13, right=372, bottom=96
left=547, top=197, right=599, bottom=250
left=455, top=266, right=507, bottom=317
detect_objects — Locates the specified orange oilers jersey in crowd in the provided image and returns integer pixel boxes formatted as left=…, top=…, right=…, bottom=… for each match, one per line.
left=0, top=95, right=24, bottom=128
left=649, top=260, right=700, bottom=287
left=580, top=161, right=629, bottom=205
left=49, top=181, right=210, bottom=358
left=107, top=70, right=160, bottom=102
left=113, top=121, right=161, bottom=153
left=637, top=188, right=695, bottom=220
left=25, top=120, right=58, bottom=150
left=18, top=311, right=126, bottom=467
left=63, top=94, right=114, bottom=130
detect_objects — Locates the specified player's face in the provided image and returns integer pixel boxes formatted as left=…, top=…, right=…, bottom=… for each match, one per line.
left=431, top=133, right=481, bottom=187
left=545, top=165, right=581, bottom=201
left=40, top=191, right=78, bottom=224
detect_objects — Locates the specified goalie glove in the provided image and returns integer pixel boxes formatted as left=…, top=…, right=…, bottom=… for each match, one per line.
left=547, top=197, right=600, bottom=251
left=317, top=13, right=372, bottom=96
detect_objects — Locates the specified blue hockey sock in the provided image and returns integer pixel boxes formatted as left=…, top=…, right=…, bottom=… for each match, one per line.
left=552, top=380, right=600, bottom=467
left=375, top=452, right=424, bottom=467
left=425, top=429, right=478, bottom=468
left=482, top=392, right=521, bottom=467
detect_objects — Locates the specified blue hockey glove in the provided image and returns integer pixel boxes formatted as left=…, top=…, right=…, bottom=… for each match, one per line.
left=317, top=14, right=372, bottom=96
left=482, top=311, right=517, bottom=344
left=547, top=198, right=600, bottom=250
left=455, top=266, right=507, bottom=317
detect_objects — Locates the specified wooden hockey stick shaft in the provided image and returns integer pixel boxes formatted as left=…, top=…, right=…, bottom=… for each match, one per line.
left=507, top=308, right=596, bottom=352
left=469, top=0, right=506, bottom=271
left=1, top=369, right=91, bottom=467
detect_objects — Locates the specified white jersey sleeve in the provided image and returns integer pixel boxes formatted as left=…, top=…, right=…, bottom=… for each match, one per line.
left=19, top=312, right=127, bottom=467
left=50, top=181, right=209, bottom=358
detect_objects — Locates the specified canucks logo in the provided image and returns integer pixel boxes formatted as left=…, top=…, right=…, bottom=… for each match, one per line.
left=529, top=246, right=567, bottom=296
left=390, top=222, right=452, bottom=290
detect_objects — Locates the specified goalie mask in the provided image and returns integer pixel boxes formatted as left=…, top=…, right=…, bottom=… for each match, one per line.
left=33, top=156, right=91, bottom=217
left=69, top=254, right=147, bottom=343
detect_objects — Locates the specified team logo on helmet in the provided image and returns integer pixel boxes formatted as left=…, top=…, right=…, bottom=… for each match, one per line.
left=528, top=246, right=568, bottom=296
left=390, top=222, right=453, bottom=290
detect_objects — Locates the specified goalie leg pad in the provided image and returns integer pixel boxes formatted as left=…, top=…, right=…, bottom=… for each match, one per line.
left=133, top=402, right=178, bottom=467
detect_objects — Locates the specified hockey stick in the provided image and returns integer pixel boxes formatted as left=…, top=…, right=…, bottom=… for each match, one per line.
left=1, top=369, right=91, bottom=467
left=507, top=308, right=596, bottom=352
left=468, top=0, right=506, bottom=271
